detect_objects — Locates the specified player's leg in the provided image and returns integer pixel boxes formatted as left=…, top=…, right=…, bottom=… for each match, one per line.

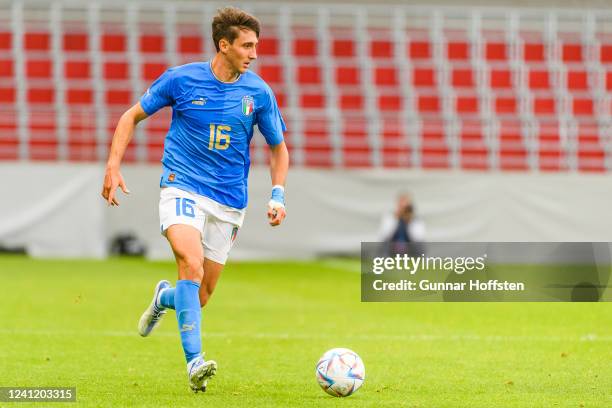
left=199, top=258, right=224, bottom=307
left=166, top=224, right=218, bottom=392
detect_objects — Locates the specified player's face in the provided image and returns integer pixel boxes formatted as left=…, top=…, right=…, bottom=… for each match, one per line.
left=226, top=29, right=258, bottom=74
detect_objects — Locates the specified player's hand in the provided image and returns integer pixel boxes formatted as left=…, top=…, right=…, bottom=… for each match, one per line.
left=101, top=165, right=130, bottom=206
left=267, top=185, right=286, bottom=227
left=267, top=204, right=286, bottom=226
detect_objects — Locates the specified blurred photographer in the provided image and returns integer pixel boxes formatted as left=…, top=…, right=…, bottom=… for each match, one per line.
left=379, top=192, right=425, bottom=255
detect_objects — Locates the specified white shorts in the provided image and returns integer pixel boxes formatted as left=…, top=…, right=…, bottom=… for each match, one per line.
left=159, top=187, right=246, bottom=264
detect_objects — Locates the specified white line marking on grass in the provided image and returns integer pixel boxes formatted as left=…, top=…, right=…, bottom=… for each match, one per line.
left=0, top=328, right=610, bottom=342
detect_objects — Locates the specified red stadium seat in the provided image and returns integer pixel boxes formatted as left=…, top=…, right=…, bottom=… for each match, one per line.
left=577, top=122, right=605, bottom=172
left=64, top=59, right=91, bottom=79
left=447, top=40, right=470, bottom=61
left=27, top=85, right=54, bottom=104
left=24, top=32, right=50, bottom=51
left=257, top=62, right=283, bottom=85
left=332, top=39, right=355, bottom=58
left=142, top=60, right=168, bottom=81
left=528, top=68, right=551, bottom=90
left=178, top=33, right=203, bottom=55
left=485, top=42, right=507, bottom=61
left=561, top=43, right=583, bottom=63
left=459, top=120, right=488, bottom=170
left=296, top=64, right=321, bottom=85
left=369, top=38, right=393, bottom=59
left=536, top=120, right=565, bottom=171
left=571, top=96, right=594, bottom=117
left=0, top=32, right=11, bottom=50
left=341, top=115, right=371, bottom=167
left=407, top=40, right=431, bottom=61
left=493, top=93, right=518, bottom=115
left=412, top=66, right=437, bottom=88
left=0, top=85, right=15, bottom=103
left=451, top=67, right=475, bottom=88
left=101, top=32, right=127, bottom=53
left=103, top=61, right=129, bottom=80
left=489, top=67, right=513, bottom=90
left=105, top=88, right=132, bottom=106
left=498, top=120, right=528, bottom=171
left=293, top=37, right=317, bottom=57
left=373, top=66, right=398, bottom=87
left=28, top=109, right=58, bottom=161
left=532, top=95, right=556, bottom=116
left=523, top=42, right=545, bottom=62
left=67, top=108, right=97, bottom=162
left=0, top=59, right=13, bottom=78
left=416, top=93, right=441, bottom=114
left=334, top=65, right=361, bottom=86
left=299, top=89, right=326, bottom=109
left=0, top=107, right=19, bottom=160
left=303, top=114, right=332, bottom=167
left=140, top=34, right=165, bottom=54
left=26, top=58, right=53, bottom=78
left=566, top=69, right=589, bottom=91
left=420, top=118, right=449, bottom=168
left=377, top=92, right=402, bottom=112
left=600, top=44, right=612, bottom=64
left=63, top=32, right=88, bottom=52
left=381, top=115, right=410, bottom=168
left=66, top=87, right=93, bottom=105
left=337, top=89, right=364, bottom=112
left=257, top=34, right=279, bottom=56
left=455, top=94, right=479, bottom=115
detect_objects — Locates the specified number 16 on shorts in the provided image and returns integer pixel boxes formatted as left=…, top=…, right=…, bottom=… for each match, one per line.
left=176, top=197, right=196, bottom=218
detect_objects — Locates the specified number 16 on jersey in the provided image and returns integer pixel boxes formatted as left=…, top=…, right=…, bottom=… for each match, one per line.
left=209, top=124, right=231, bottom=150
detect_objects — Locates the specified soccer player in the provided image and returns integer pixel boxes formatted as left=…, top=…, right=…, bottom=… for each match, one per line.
left=100, top=7, right=288, bottom=393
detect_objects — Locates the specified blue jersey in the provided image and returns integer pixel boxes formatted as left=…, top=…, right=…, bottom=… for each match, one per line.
left=140, top=61, right=286, bottom=209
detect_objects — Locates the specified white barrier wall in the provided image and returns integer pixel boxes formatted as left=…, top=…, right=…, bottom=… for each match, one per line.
left=0, top=163, right=611, bottom=259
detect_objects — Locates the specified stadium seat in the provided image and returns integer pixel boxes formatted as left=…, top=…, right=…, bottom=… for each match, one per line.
left=27, top=85, right=54, bottom=104
left=407, top=39, right=431, bottom=61
left=0, top=59, right=13, bottom=78
left=489, top=67, right=513, bottom=90
left=373, top=65, right=398, bottom=87
left=66, top=87, right=93, bottom=105
left=492, top=93, right=518, bottom=115
left=420, top=117, right=450, bottom=168
left=485, top=41, right=508, bottom=61
left=528, top=68, right=551, bottom=90
left=332, top=38, right=355, bottom=58
left=459, top=120, right=489, bottom=170
left=577, top=121, right=605, bottom=172
left=369, top=37, right=394, bottom=60
left=26, top=58, right=53, bottom=78
left=67, top=108, right=97, bottom=162
left=566, top=69, right=589, bottom=92
left=103, top=61, right=130, bottom=80
left=257, top=33, right=279, bottom=56
left=377, top=91, right=403, bottom=112
left=536, top=120, right=565, bottom=171
left=64, top=59, right=91, bottom=79
left=341, top=115, right=372, bottom=167
left=0, top=31, right=11, bottom=50
left=140, top=33, right=165, bottom=54
left=337, top=88, right=364, bottom=112
left=561, top=43, right=583, bottom=63
left=451, top=66, right=476, bottom=89
left=293, top=36, right=317, bottom=57
left=101, top=32, right=127, bottom=53
left=105, top=87, right=132, bottom=106
left=0, top=85, right=15, bottom=103
left=498, top=119, right=528, bottom=171
left=415, top=92, right=441, bottom=114
left=296, top=64, right=321, bottom=85
left=142, top=60, right=168, bottom=81
left=381, top=114, right=410, bottom=167
left=522, top=42, right=546, bottom=62
left=600, top=44, right=612, bottom=64
left=571, top=95, right=594, bottom=117
left=0, top=106, right=19, bottom=160
left=447, top=40, right=470, bottom=61
left=454, top=93, right=480, bottom=115
left=532, top=94, right=556, bottom=116
left=412, top=65, right=437, bottom=88
left=299, top=88, right=326, bottom=109
left=334, top=65, right=361, bottom=86
left=28, top=109, right=58, bottom=161
left=24, top=31, right=50, bottom=51
left=63, top=32, right=88, bottom=52
left=256, top=61, right=284, bottom=85
left=302, top=114, right=333, bottom=167
left=178, top=33, right=204, bottom=56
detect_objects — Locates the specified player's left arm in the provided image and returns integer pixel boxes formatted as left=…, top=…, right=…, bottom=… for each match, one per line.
left=267, top=141, right=289, bottom=227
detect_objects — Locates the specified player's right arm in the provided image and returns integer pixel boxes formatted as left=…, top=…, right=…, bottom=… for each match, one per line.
left=101, top=102, right=149, bottom=206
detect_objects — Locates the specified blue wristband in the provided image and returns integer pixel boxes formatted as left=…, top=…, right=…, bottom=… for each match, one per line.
left=270, top=185, right=285, bottom=207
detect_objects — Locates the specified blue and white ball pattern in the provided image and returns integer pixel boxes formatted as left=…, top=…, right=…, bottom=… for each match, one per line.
left=315, top=348, right=365, bottom=397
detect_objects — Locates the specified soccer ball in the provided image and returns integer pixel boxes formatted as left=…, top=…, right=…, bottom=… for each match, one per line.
left=315, top=348, right=365, bottom=397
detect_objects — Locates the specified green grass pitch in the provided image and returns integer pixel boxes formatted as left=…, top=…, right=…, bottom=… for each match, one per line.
left=1, top=255, right=611, bottom=407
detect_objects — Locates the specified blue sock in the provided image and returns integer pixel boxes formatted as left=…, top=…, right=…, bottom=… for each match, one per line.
left=174, top=280, right=201, bottom=363
left=159, top=288, right=175, bottom=310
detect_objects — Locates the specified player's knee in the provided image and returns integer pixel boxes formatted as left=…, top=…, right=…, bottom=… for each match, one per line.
left=176, top=253, right=204, bottom=281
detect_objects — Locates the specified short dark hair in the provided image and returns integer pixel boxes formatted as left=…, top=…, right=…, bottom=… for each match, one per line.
left=212, top=7, right=260, bottom=52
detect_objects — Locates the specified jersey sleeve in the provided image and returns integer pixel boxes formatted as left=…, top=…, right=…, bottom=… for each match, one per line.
left=256, top=85, right=286, bottom=146
left=140, top=68, right=176, bottom=115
